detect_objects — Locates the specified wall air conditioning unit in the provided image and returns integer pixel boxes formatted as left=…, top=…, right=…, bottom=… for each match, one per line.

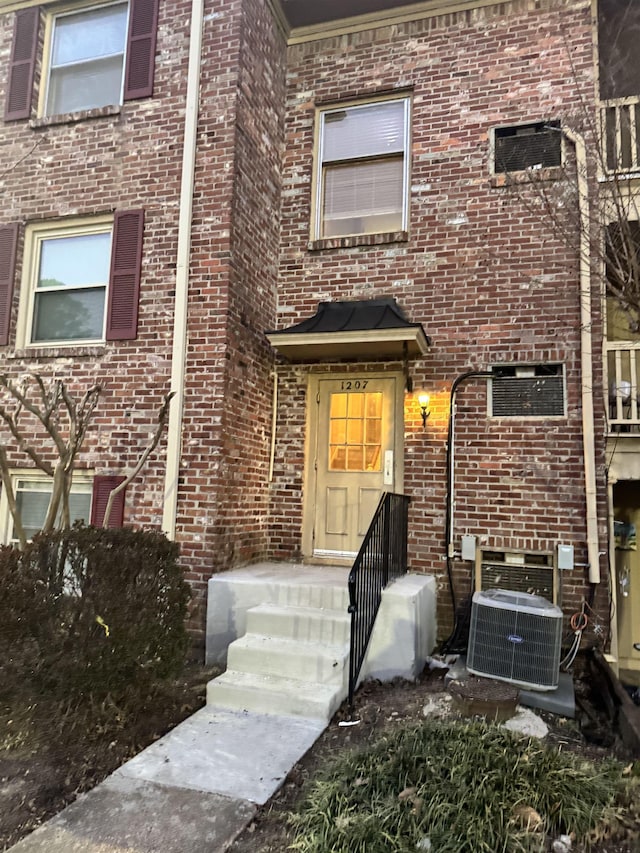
left=467, top=589, right=563, bottom=691
left=476, top=550, right=558, bottom=604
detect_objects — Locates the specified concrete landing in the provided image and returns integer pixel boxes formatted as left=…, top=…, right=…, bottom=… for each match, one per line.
left=445, top=656, right=576, bottom=719
left=112, top=705, right=325, bottom=805
left=7, top=707, right=326, bottom=853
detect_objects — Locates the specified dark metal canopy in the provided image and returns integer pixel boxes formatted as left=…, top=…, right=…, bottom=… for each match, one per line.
left=281, top=0, right=413, bottom=28
left=265, top=297, right=431, bottom=361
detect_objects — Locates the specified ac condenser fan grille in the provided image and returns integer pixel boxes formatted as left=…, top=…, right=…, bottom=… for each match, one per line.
left=467, top=589, right=563, bottom=691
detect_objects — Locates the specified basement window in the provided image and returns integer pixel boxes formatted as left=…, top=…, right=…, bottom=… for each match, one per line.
left=489, top=364, right=565, bottom=418
left=493, top=121, right=561, bottom=174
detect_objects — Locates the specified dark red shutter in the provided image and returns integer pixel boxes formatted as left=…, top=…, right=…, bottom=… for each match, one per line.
left=106, top=209, right=144, bottom=340
left=123, top=0, right=159, bottom=100
left=0, top=224, right=19, bottom=345
left=5, top=7, right=39, bottom=121
left=91, top=476, right=126, bottom=527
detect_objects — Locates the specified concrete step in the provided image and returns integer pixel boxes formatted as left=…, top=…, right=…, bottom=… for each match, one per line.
left=273, top=583, right=349, bottom=612
left=246, top=603, right=351, bottom=645
left=207, top=670, right=344, bottom=722
left=227, top=634, right=349, bottom=686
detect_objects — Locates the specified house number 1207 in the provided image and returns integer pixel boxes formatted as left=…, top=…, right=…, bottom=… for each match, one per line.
left=341, top=380, right=368, bottom=390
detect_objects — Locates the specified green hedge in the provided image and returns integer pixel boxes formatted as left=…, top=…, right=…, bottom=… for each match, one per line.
left=0, top=526, right=191, bottom=701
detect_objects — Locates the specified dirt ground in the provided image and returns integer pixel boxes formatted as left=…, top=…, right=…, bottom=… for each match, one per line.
left=228, top=665, right=640, bottom=853
left=1, top=660, right=638, bottom=853
left=0, top=664, right=219, bottom=852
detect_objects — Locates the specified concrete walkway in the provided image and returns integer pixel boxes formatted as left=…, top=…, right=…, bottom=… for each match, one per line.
left=7, top=706, right=327, bottom=853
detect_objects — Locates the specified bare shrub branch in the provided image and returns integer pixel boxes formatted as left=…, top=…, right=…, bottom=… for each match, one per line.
left=102, top=392, right=175, bottom=528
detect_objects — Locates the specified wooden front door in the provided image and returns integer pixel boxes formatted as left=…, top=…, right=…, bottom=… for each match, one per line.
left=305, top=374, right=402, bottom=561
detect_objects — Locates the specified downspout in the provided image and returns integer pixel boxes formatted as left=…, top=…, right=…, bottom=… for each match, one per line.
left=563, top=126, right=600, bottom=584
left=268, top=369, right=278, bottom=481
left=162, top=0, right=203, bottom=537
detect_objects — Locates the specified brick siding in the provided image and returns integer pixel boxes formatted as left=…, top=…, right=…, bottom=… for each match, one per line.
left=0, top=0, right=613, bottom=645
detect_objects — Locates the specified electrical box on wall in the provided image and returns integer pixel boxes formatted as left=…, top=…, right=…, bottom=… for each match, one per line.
left=557, top=544, right=574, bottom=570
left=461, top=535, right=476, bottom=561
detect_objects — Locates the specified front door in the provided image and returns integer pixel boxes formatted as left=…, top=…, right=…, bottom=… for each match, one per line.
left=305, top=374, right=402, bottom=561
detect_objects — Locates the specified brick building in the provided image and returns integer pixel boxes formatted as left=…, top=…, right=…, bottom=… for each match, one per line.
left=0, top=0, right=638, bottom=684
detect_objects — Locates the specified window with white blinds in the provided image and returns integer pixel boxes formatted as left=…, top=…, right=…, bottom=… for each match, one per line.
left=316, top=98, right=410, bottom=239
left=5, top=476, right=92, bottom=543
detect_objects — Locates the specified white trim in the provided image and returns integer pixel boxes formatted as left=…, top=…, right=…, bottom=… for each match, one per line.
left=267, top=325, right=430, bottom=361
left=313, top=548, right=358, bottom=560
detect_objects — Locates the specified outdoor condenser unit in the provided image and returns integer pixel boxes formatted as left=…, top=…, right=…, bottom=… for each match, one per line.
left=467, top=589, right=563, bottom=691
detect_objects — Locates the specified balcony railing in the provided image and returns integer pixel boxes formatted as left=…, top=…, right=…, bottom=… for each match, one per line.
left=600, top=97, right=640, bottom=173
left=607, top=341, right=640, bottom=432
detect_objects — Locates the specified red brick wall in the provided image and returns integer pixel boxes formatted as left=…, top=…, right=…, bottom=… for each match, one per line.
left=0, top=0, right=613, bottom=646
left=0, top=0, right=287, bottom=643
left=0, top=0, right=192, bottom=524
left=169, top=0, right=286, bottom=637
left=273, top=0, right=609, bottom=636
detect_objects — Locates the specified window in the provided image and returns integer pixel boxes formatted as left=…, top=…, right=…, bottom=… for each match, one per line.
left=314, top=97, right=410, bottom=240
left=493, top=122, right=561, bottom=174
left=489, top=365, right=565, bottom=418
left=4, top=0, right=159, bottom=121
left=13, top=210, right=144, bottom=347
left=598, top=0, right=640, bottom=102
left=45, top=2, right=128, bottom=116
left=598, top=0, right=640, bottom=171
left=8, top=476, right=92, bottom=544
left=329, top=391, right=382, bottom=471
left=605, top=220, right=640, bottom=340
left=29, top=220, right=112, bottom=344
left=0, top=472, right=126, bottom=544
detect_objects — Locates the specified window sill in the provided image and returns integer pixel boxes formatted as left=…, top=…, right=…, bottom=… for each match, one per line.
left=489, top=166, right=563, bottom=188
left=29, top=104, right=121, bottom=129
left=10, top=345, right=106, bottom=360
left=308, top=231, right=409, bottom=251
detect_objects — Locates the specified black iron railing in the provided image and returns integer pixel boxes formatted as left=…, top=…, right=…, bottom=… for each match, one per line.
left=347, top=492, right=410, bottom=706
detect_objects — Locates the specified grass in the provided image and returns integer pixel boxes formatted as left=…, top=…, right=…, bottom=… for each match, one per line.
left=288, top=718, right=628, bottom=853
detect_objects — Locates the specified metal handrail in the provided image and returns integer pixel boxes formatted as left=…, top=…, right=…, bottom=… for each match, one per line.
left=347, top=491, right=410, bottom=706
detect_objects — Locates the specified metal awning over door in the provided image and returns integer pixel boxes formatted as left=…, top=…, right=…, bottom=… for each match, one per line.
left=265, top=297, right=430, bottom=362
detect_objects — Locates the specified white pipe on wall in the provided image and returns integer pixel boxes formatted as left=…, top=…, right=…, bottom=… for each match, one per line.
left=162, top=0, right=204, bottom=538
left=563, top=126, right=600, bottom=585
